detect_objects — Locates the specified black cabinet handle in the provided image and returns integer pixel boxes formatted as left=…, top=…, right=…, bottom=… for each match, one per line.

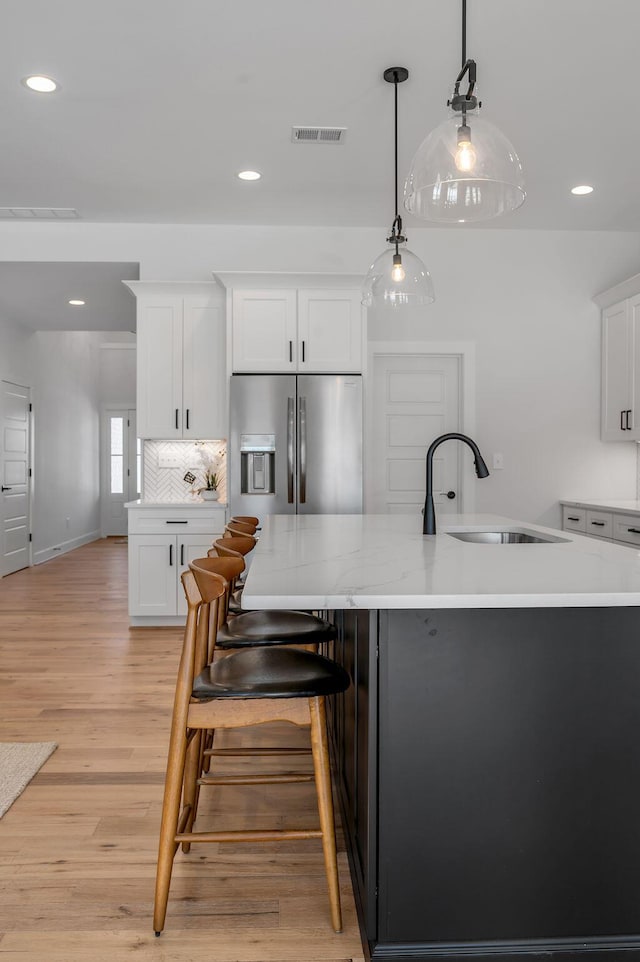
left=567, top=516, right=580, bottom=522
left=1, top=485, right=12, bottom=492
left=621, top=410, right=627, bottom=430
left=289, top=340, right=293, bottom=362
left=626, top=409, right=633, bottom=430
left=186, top=409, right=190, bottom=430
left=446, top=490, right=456, bottom=500
left=165, top=520, right=188, bottom=524
left=169, top=544, right=173, bottom=566
left=180, top=544, right=184, bottom=566
left=302, top=340, right=306, bottom=362
left=175, top=408, right=179, bottom=430
left=591, top=521, right=606, bottom=527
left=628, top=528, right=640, bottom=535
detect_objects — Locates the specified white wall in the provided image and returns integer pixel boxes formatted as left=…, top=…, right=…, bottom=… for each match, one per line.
left=0, top=315, right=33, bottom=386
left=0, top=221, right=639, bottom=529
left=30, top=331, right=105, bottom=561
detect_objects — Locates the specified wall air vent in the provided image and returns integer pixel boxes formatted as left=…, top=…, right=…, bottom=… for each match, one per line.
left=291, top=127, right=347, bottom=144
left=0, top=207, right=80, bottom=219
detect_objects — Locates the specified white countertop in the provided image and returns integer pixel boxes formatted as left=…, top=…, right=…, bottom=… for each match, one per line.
left=560, top=499, right=640, bottom=514
left=241, top=513, right=640, bottom=610
left=125, top=499, right=227, bottom=508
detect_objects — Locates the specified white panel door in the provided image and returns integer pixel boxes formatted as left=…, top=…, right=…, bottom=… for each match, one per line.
left=182, top=296, right=226, bottom=439
left=136, top=297, right=183, bottom=438
left=297, top=290, right=363, bottom=372
left=1, top=381, right=31, bottom=576
left=232, top=290, right=297, bottom=372
left=601, top=300, right=631, bottom=440
left=370, top=355, right=461, bottom=516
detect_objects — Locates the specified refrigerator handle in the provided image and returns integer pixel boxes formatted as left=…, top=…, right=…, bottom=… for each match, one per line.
left=287, top=396, right=295, bottom=503
left=299, top=396, right=307, bottom=504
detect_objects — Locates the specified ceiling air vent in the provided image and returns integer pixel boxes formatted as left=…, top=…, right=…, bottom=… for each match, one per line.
left=291, top=127, right=346, bottom=144
left=0, top=207, right=80, bottom=219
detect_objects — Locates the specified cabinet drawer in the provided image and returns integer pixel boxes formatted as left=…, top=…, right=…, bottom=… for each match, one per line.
left=562, top=507, right=586, bottom=532
left=585, top=510, right=613, bottom=539
left=613, top=514, right=640, bottom=546
left=128, top=506, right=226, bottom=535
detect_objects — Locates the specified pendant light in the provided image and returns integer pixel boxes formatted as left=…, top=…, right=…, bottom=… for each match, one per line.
left=404, top=0, right=525, bottom=223
left=362, top=67, right=434, bottom=309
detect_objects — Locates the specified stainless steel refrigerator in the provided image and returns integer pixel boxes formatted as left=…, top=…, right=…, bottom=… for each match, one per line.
left=229, top=374, right=362, bottom=517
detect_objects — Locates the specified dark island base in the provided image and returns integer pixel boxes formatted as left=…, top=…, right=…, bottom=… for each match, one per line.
left=329, top=607, right=640, bottom=962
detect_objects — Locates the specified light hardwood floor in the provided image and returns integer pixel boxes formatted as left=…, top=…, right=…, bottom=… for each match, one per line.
left=0, top=539, right=365, bottom=962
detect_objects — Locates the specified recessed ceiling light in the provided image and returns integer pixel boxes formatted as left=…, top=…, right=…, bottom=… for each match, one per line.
left=68, top=299, right=85, bottom=306
left=237, top=170, right=261, bottom=181
left=571, top=185, right=594, bottom=195
left=22, top=75, right=58, bottom=93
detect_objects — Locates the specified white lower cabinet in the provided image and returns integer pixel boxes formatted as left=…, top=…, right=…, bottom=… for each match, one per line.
left=561, top=501, right=640, bottom=548
left=127, top=504, right=226, bottom=622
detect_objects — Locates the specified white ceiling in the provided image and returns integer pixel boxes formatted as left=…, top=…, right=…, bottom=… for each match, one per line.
left=1, top=0, right=638, bottom=232
left=0, top=262, right=139, bottom=331
left=1, top=0, right=637, bottom=334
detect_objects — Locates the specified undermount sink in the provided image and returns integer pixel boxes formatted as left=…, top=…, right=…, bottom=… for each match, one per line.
left=448, top=529, right=569, bottom=545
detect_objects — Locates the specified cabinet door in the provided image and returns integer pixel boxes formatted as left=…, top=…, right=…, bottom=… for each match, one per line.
left=232, top=290, right=297, bottom=372
left=136, top=297, right=183, bottom=438
left=182, top=296, right=226, bottom=439
left=297, top=290, right=363, bottom=372
left=176, top=533, right=222, bottom=616
left=601, top=300, right=630, bottom=440
left=128, top=535, right=177, bottom=616
left=628, top=294, right=640, bottom=439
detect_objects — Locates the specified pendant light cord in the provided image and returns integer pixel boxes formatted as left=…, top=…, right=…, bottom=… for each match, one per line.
left=461, top=0, right=467, bottom=67
left=393, top=72, right=400, bottom=253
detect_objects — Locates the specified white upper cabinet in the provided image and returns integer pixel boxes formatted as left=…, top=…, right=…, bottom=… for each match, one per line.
left=231, top=290, right=297, bottom=372
left=127, top=282, right=226, bottom=439
left=231, top=288, right=364, bottom=373
left=599, top=289, right=640, bottom=441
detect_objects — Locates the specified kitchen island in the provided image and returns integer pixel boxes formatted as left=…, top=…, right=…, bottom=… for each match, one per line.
left=242, top=514, right=640, bottom=962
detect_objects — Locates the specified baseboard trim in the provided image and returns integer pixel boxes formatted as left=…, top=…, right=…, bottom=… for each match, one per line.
left=34, top=531, right=101, bottom=565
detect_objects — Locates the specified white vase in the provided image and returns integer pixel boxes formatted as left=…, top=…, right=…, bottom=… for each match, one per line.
left=200, top=489, right=219, bottom=501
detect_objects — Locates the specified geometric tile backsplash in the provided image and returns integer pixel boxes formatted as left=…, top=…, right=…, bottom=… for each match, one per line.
left=142, top=440, right=227, bottom=503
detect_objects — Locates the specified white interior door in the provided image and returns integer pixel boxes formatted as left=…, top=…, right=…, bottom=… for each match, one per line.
left=369, top=354, right=461, bottom=515
left=1, top=381, right=31, bottom=576
left=101, top=409, right=140, bottom=536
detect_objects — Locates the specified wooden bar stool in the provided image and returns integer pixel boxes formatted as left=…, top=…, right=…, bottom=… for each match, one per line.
left=224, top=519, right=257, bottom=536
left=230, top=514, right=260, bottom=527
left=153, top=567, right=349, bottom=935
left=213, top=534, right=257, bottom=606
left=193, top=555, right=335, bottom=650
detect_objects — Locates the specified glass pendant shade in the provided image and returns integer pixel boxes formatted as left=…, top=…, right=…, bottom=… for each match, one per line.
left=404, top=104, right=525, bottom=223
left=362, top=243, right=435, bottom=308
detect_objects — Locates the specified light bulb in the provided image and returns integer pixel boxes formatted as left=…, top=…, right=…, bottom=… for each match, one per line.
left=391, top=253, right=405, bottom=283
left=455, top=123, right=476, bottom=173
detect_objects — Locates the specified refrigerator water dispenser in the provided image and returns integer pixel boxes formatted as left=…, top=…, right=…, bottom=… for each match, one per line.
left=240, top=434, right=275, bottom=495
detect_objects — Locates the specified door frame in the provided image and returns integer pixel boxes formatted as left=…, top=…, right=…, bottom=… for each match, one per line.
left=365, top=341, right=476, bottom=514
left=100, top=404, right=139, bottom=537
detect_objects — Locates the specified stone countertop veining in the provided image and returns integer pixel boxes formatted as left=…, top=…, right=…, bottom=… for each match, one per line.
left=560, top=498, right=640, bottom=514
left=241, top=513, right=640, bottom=610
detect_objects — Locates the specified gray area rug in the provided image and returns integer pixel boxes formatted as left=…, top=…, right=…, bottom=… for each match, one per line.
left=0, top=742, right=58, bottom=817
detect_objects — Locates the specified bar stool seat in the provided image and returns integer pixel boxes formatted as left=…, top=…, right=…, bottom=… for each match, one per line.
left=216, top=609, right=336, bottom=649
left=193, top=645, right=349, bottom=700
